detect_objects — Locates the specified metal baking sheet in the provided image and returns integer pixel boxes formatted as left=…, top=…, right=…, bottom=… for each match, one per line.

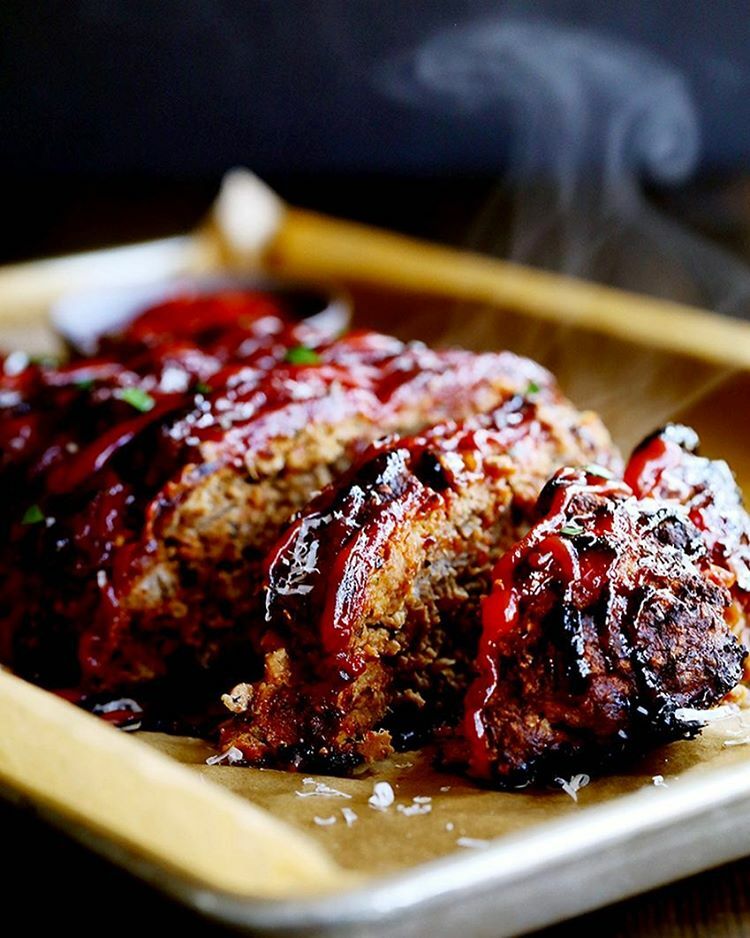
left=9, top=716, right=750, bottom=938
left=2, top=236, right=750, bottom=937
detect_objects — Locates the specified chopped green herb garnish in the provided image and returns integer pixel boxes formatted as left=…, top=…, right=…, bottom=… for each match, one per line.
left=526, top=380, right=541, bottom=395
left=195, top=382, right=213, bottom=396
left=22, top=504, right=45, bottom=525
left=29, top=354, right=61, bottom=368
left=118, top=387, right=155, bottom=413
left=284, top=345, right=321, bottom=366
left=582, top=464, right=613, bottom=480
left=561, top=522, right=585, bottom=537
left=75, top=379, right=95, bottom=391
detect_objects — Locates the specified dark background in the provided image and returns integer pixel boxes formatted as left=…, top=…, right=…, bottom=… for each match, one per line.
left=4, top=1, right=750, bottom=178
left=2, top=1, right=750, bottom=267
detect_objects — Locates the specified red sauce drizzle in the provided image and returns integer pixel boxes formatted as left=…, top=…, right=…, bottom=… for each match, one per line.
left=264, top=396, right=599, bottom=679
left=3, top=287, right=558, bottom=692
left=624, top=435, right=677, bottom=497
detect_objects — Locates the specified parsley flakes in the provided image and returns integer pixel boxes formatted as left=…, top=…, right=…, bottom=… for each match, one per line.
left=284, top=346, right=321, bottom=366
left=118, top=387, right=156, bottom=413
left=22, top=504, right=45, bottom=525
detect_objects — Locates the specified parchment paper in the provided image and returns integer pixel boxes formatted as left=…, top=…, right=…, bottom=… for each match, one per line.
left=145, top=711, right=750, bottom=877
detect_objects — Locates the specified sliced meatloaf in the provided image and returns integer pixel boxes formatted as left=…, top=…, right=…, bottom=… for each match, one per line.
left=455, top=466, right=744, bottom=788
left=1, top=292, right=559, bottom=696
left=625, top=424, right=750, bottom=683
left=219, top=392, right=619, bottom=771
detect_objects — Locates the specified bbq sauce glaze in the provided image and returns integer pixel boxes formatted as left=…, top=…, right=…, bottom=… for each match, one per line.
left=1, top=289, right=339, bottom=699
left=264, top=395, right=555, bottom=680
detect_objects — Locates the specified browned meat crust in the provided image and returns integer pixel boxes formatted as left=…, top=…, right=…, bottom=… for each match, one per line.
left=456, top=467, right=745, bottom=788
left=219, top=393, right=619, bottom=771
left=625, top=424, right=750, bottom=682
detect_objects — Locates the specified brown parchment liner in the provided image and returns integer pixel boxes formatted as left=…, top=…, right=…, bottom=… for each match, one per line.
left=149, top=711, right=750, bottom=878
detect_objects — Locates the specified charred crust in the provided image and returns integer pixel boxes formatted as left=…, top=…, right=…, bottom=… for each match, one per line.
left=412, top=450, right=452, bottom=493
left=461, top=467, right=745, bottom=787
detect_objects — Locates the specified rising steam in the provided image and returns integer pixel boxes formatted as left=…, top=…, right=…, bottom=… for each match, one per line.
left=376, top=17, right=750, bottom=317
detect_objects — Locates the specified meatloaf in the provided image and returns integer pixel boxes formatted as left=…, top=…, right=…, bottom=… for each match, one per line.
left=0, top=290, right=561, bottom=697
left=456, top=466, right=745, bottom=788
left=625, top=424, right=750, bottom=683
left=7, top=289, right=743, bottom=789
left=219, top=392, right=619, bottom=771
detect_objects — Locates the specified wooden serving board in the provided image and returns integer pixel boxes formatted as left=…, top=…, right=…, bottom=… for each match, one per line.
left=1, top=230, right=750, bottom=937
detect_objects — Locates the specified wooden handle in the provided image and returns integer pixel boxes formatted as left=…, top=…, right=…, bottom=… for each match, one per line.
left=258, top=208, right=750, bottom=371
left=0, top=669, right=347, bottom=897
left=2, top=196, right=749, bottom=373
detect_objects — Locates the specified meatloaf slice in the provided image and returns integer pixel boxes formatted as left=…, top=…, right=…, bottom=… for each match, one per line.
left=456, top=467, right=745, bottom=788
left=219, top=392, right=619, bottom=771
left=625, top=424, right=750, bottom=683
left=1, top=289, right=333, bottom=688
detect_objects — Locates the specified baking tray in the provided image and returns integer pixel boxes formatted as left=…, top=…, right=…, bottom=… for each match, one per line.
left=2, top=228, right=750, bottom=937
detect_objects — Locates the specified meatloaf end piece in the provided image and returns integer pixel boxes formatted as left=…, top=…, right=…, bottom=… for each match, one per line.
left=625, top=424, right=750, bottom=684
left=455, top=467, right=745, bottom=788
left=218, top=392, right=619, bottom=771
left=1, top=290, right=333, bottom=688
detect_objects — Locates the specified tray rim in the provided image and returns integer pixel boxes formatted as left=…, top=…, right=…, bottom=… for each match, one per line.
left=8, top=739, right=750, bottom=938
left=4, top=229, right=750, bottom=371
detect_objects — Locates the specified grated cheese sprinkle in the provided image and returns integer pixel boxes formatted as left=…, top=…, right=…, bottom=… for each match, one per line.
left=296, top=778, right=352, bottom=799
left=206, top=746, right=244, bottom=766
left=674, top=704, right=739, bottom=725
left=92, top=697, right=143, bottom=716
left=368, top=781, right=395, bottom=811
left=554, top=774, right=590, bottom=802
left=341, top=807, right=358, bottom=827
left=397, top=801, right=432, bottom=817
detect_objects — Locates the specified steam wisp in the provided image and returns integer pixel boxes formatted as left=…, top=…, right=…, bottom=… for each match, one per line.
left=377, top=16, right=750, bottom=315
left=375, top=17, right=750, bottom=441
